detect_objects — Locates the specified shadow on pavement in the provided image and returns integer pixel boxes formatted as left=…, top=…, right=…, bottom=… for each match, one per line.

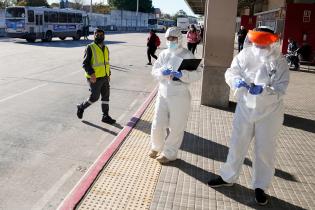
left=168, top=159, right=305, bottom=210
left=284, top=114, right=315, bottom=133
left=82, top=120, right=118, bottom=136
left=181, top=132, right=298, bottom=182
left=216, top=102, right=315, bottom=134
left=14, top=39, right=126, bottom=48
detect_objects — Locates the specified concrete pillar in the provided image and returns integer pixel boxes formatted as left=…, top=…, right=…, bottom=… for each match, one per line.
left=201, top=0, right=238, bottom=107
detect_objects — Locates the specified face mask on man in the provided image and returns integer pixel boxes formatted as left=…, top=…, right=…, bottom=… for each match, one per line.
left=95, top=36, right=104, bottom=44
left=166, top=40, right=178, bottom=49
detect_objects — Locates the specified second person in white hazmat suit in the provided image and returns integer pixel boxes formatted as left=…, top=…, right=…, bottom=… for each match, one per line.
left=149, top=27, right=202, bottom=164
left=207, top=26, right=289, bottom=206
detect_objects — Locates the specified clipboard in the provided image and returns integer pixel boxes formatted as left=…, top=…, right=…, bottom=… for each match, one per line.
left=178, top=59, right=202, bottom=71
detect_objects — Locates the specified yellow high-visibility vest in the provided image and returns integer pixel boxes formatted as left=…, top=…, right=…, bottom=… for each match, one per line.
left=85, top=43, right=110, bottom=78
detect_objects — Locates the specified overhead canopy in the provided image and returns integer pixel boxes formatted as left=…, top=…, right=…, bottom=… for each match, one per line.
left=184, top=0, right=206, bottom=15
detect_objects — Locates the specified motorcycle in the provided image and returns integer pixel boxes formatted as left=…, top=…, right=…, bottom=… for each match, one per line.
left=285, top=48, right=300, bottom=70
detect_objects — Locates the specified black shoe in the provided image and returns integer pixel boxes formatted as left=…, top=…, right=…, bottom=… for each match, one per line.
left=207, top=176, right=233, bottom=187
left=102, top=115, right=116, bottom=124
left=255, top=188, right=268, bottom=206
left=147, top=62, right=152, bottom=65
left=77, top=104, right=84, bottom=119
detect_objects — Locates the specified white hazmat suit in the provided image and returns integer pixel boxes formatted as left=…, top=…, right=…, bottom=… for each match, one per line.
left=151, top=27, right=202, bottom=161
left=220, top=28, right=290, bottom=191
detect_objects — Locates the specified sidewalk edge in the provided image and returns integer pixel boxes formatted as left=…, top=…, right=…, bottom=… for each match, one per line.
left=57, top=86, right=158, bottom=210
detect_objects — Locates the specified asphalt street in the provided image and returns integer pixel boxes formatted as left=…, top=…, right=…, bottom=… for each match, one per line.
left=0, top=33, right=161, bottom=210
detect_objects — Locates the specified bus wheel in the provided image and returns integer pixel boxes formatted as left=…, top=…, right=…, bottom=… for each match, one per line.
left=44, top=31, right=53, bottom=42
left=26, top=38, right=35, bottom=43
left=59, top=37, right=66, bottom=40
left=73, top=31, right=81, bottom=41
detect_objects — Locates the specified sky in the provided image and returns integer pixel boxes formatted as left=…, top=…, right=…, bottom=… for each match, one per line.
left=48, top=0, right=195, bottom=16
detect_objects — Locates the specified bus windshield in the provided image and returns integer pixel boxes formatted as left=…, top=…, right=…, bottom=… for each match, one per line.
left=6, top=8, right=26, bottom=19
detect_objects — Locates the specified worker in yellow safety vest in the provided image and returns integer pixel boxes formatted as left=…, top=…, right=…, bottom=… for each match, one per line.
left=77, top=28, right=116, bottom=124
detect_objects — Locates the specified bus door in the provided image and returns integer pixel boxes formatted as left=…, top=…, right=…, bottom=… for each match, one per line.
left=35, top=13, right=44, bottom=38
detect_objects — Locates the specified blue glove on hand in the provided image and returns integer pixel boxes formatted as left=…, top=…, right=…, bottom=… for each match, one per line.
left=162, top=69, right=172, bottom=76
left=170, top=70, right=183, bottom=79
left=235, top=79, right=250, bottom=89
left=249, top=84, right=263, bottom=95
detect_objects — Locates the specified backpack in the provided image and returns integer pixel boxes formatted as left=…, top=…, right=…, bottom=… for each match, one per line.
left=155, top=36, right=161, bottom=47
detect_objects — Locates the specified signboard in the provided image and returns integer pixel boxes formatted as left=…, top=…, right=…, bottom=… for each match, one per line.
left=303, top=10, right=311, bottom=23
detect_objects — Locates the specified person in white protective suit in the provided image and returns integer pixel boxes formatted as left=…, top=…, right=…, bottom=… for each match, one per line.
left=149, top=27, right=202, bottom=164
left=207, top=26, right=290, bottom=206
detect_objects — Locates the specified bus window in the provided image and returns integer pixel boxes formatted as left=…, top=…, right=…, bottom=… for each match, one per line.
left=28, top=10, right=34, bottom=23
left=6, top=7, right=25, bottom=18
left=59, top=12, right=67, bottom=23
left=49, top=11, right=58, bottom=23
left=68, top=13, right=75, bottom=23
left=148, top=19, right=157, bottom=25
left=44, top=11, right=48, bottom=22
left=75, top=13, right=82, bottom=23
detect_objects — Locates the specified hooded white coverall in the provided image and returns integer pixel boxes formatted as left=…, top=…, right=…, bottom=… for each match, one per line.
left=151, top=27, right=202, bottom=161
left=220, top=45, right=290, bottom=191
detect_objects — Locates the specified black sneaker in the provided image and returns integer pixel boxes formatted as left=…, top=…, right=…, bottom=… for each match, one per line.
left=207, top=176, right=233, bottom=187
left=255, top=188, right=268, bottom=206
left=77, top=104, right=84, bottom=119
left=102, top=115, right=116, bottom=124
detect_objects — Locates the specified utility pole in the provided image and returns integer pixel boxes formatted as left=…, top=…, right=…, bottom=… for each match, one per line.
left=90, top=0, right=92, bottom=13
left=136, top=0, right=139, bottom=31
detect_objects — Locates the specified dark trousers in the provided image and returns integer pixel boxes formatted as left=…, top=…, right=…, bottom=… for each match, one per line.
left=238, top=41, right=244, bottom=52
left=147, top=47, right=157, bottom=63
left=187, top=42, right=197, bottom=54
left=79, top=77, right=110, bottom=116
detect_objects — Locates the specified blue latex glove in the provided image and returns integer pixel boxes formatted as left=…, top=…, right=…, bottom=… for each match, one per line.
left=235, top=79, right=250, bottom=89
left=249, top=84, right=263, bottom=95
left=162, top=69, right=172, bottom=76
left=170, top=70, right=183, bottom=79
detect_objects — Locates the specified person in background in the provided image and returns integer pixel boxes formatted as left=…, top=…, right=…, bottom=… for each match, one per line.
left=149, top=27, right=202, bottom=164
left=186, top=24, right=200, bottom=55
left=76, top=28, right=116, bottom=125
left=147, top=29, right=160, bottom=65
left=237, top=25, right=248, bottom=52
left=207, top=26, right=289, bottom=206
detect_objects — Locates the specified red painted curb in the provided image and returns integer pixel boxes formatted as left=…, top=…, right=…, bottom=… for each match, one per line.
left=58, top=86, right=158, bottom=210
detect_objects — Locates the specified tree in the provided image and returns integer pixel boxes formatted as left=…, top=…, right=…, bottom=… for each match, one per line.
left=0, top=0, right=17, bottom=8
left=93, top=3, right=111, bottom=14
left=15, top=0, right=49, bottom=7
left=173, top=9, right=188, bottom=21
left=72, top=0, right=83, bottom=10
left=108, top=0, right=154, bottom=13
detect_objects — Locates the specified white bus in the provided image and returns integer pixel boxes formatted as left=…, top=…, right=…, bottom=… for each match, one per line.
left=177, top=16, right=197, bottom=33
left=148, top=18, right=175, bottom=32
left=5, top=6, right=88, bottom=42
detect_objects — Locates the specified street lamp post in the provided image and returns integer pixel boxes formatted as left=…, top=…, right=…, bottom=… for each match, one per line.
left=136, top=0, right=139, bottom=31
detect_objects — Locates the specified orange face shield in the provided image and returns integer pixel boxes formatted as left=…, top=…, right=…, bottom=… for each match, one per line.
left=247, top=30, right=279, bottom=47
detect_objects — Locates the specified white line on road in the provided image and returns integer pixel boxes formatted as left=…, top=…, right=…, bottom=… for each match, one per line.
left=0, top=70, right=81, bottom=104
left=31, top=166, right=77, bottom=210
left=0, top=84, right=47, bottom=103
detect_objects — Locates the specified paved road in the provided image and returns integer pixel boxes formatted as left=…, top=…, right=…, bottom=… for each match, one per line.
left=0, top=33, right=161, bottom=210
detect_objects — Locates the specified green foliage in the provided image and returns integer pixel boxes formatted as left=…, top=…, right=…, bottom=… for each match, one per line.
left=93, top=3, right=111, bottom=14
left=108, top=0, right=153, bottom=13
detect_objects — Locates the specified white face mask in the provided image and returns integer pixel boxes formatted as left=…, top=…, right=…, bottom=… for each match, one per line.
left=252, top=46, right=271, bottom=58
left=166, top=40, right=178, bottom=50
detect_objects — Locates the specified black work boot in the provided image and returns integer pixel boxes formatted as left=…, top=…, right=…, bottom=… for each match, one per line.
left=76, top=104, right=84, bottom=119
left=207, top=176, right=234, bottom=187
left=102, top=115, right=116, bottom=124
left=255, top=188, right=268, bottom=206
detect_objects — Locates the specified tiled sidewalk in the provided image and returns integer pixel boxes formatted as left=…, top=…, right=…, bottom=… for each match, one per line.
left=71, top=69, right=314, bottom=210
